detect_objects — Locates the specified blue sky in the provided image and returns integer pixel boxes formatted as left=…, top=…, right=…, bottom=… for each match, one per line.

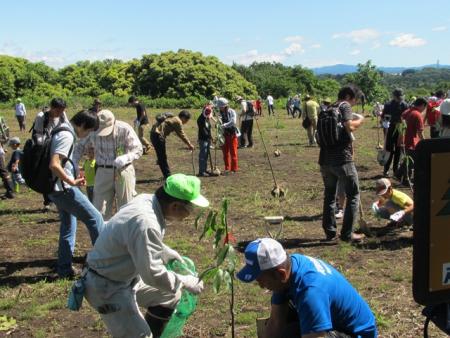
left=1, top=0, right=449, bottom=69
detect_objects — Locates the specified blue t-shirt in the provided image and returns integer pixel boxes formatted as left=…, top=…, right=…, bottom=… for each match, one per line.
left=271, top=254, right=377, bottom=337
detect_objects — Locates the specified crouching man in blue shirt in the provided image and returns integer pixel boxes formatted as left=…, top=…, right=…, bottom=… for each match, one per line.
left=237, top=238, right=377, bottom=338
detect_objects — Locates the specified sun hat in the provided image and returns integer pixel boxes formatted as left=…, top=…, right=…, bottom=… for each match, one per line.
left=9, top=137, right=20, bottom=146
left=164, top=173, right=209, bottom=208
left=439, top=99, right=450, bottom=116
left=217, top=98, right=229, bottom=108
left=323, top=97, right=331, bottom=104
left=96, top=110, right=115, bottom=137
left=375, top=178, right=392, bottom=196
left=16, top=98, right=21, bottom=103
left=237, top=238, right=287, bottom=283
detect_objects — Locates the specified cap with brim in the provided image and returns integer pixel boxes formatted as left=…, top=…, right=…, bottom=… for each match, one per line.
left=237, top=238, right=287, bottom=283
left=217, top=98, right=229, bottom=108
left=164, top=173, right=209, bottom=207
left=97, top=109, right=115, bottom=137
left=9, top=137, right=20, bottom=145
left=375, top=178, right=391, bottom=195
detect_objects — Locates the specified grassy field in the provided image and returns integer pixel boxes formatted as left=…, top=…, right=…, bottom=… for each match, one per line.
left=0, top=106, right=443, bottom=337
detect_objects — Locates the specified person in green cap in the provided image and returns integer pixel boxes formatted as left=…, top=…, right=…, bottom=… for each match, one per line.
left=84, top=173, right=209, bottom=338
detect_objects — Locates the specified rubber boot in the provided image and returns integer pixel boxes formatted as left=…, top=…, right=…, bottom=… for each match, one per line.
left=4, top=178, right=14, bottom=199
left=145, top=305, right=175, bottom=338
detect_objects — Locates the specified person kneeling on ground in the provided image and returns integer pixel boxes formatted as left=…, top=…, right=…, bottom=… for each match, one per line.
left=237, top=238, right=378, bottom=338
left=84, top=174, right=209, bottom=338
left=372, top=178, right=413, bottom=226
left=48, top=109, right=104, bottom=278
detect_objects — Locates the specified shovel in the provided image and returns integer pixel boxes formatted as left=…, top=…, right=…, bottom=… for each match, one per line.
left=273, top=117, right=281, bottom=157
left=208, top=145, right=219, bottom=176
left=254, top=117, right=285, bottom=198
left=376, top=116, right=382, bottom=149
left=191, top=150, right=196, bottom=176
left=358, top=197, right=372, bottom=236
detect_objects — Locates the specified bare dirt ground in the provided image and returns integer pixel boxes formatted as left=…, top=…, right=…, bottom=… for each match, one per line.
left=0, top=107, right=443, bottom=337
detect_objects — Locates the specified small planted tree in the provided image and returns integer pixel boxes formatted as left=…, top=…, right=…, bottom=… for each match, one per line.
left=195, top=199, right=238, bottom=338
left=396, top=121, right=414, bottom=192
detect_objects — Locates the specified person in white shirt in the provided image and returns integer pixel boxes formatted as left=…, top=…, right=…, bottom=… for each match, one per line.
left=84, top=174, right=209, bottom=338
left=237, top=96, right=254, bottom=148
left=14, top=98, right=27, bottom=131
left=266, top=94, right=275, bottom=116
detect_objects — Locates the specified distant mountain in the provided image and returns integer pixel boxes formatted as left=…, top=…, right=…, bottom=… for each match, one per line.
left=311, top=63, right=450, bottom=75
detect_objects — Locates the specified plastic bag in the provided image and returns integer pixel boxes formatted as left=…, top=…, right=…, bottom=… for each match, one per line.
left=161, top=257, right=198, bottom=338
left=67, top=279, right=85, bottom=311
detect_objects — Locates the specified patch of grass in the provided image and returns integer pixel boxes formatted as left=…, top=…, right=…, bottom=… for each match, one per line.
left=23, top=238, right=52, bottom=247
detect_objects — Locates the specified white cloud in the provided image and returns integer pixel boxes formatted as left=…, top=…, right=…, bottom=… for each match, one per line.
left=432, top=26, right=447, bottom=32
left=228, top=49, right=286, bottom=65
left=310, top=44, right=321, bottom=49
left=332, top=29, right=380, bottom=43
left=284, top=43, right=304, bottom=55
left=349, top=49, right=361, bottom=56
left=284, top=35, right=303, bottom=43
left=229, top=41, right=304, bottom=65
left=389, top=34, right=426, bottom=48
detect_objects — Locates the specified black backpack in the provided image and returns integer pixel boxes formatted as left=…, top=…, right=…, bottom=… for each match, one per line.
left=316, top=102, right=349, bottom=148
left=245, top=101, right=255, bottom=117
left=155, top=112, right=175, bottom=125
left=21, top=126, right=75, bottom=194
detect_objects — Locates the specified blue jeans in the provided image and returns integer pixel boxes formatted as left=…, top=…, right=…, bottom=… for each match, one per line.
left=198, top=140, right=210, bottom=174
left=320, top=162, right=360, bottom=240
left=49, top=187, right=104, bottom=276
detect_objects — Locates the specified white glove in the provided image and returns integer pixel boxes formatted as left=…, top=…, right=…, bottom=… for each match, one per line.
left=113, top=155, right=129, bottom=169
left=371, top=202, right=379, bottom=214
left=177, top=274, right=204, bottom=295
left=390, top=210, right=405, bottom=222
left=134, top=119, right=140, bottom=129
left=161, top=245, right=183, bottom=263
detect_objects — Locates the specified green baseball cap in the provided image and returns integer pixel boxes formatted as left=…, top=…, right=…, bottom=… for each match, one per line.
left=164, top=174, right=209, bottom=208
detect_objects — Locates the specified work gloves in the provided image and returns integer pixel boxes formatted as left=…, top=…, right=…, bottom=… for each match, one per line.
left=113, top=155, right=129, bottom=169
left=176, top=274, right=204, bottom=295
left=161, top=245, right=183, bottom=264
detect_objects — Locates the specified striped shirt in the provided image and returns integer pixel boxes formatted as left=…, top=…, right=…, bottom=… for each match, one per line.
left=73, top=120, right=143, bottom=167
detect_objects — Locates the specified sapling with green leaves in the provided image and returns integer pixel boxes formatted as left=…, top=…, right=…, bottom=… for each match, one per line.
left=194, top=198, right=238, bottom=338
left=395, top=121, right=414, bottom=192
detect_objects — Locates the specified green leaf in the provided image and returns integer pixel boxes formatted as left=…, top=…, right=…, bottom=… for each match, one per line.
left=0, top=315, right=17, bottom=332
left=213, top=268, right=224, bottom=293
left=200, top=211, right=214, bottom=240
left=194, top=209, right=205, bottom=230
left=214, top=228, right=225, bottom=248
left=222, top=270, right=232, bottom=291
left=216, top=244, right=230, bottom=266
left=225, top=245, right=238, bottom=272
left=198, top=266, right=218, bottom=282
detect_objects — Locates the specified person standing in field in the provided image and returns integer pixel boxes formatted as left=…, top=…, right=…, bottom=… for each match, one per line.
left=14, top=98, right=27, bottom=131
left=255, top=97, right=263, bottom=116
left=150, top=110, right=195, bottom=179
left=73, top=110, right=143, bottom=220
left=437, top=91, right=450, bottom=137
left=48, top=109, right=104, bottom=278
left=237, top=96, right=254, bottom=148
left=381, top=89, right=409, bottom=177
left=301, top=94, right=320, bottom=146
left=128, top=96, right=152, bottom=154
left=267, top=93, right=275, bottom=116
left=0, top=142, right=15, bottom=199
left=197, top=105, right=213, bottom=177
left=90, top=98, right=102, bottom=113
left=292, top=95, right=301, bottom=118
left=424, top=90, right=445, bottom=138
left=318, top=85, right=365, bottom=242
left=217, top=98, right=239, bottom=173
left=286, top=97, right=293, bottom=116
left=32, top=99, right=68, bottom=211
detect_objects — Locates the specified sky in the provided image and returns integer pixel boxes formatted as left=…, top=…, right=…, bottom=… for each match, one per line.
left=1, top=0, right=450, bottom=69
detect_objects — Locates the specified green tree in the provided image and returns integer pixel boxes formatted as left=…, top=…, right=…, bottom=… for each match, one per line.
left=343, top=60, right=386, bottom=103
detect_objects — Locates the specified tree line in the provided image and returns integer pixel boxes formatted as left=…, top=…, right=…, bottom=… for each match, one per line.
left=1, top=50, right=449, bottom=108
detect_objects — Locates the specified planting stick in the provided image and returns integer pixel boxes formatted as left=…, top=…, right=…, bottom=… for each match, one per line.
left=191, top=150, right=196, bottom=175
left=254, top=117, right=278, bottom=187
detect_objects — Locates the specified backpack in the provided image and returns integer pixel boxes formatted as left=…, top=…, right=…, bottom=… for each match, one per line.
left=315, top=102, right=349, bottom=148
left=245, top=101, right=255, bottom=117
left=155, top=112, right=175, bottom=125
left=20, top=126, right=75, bottom=194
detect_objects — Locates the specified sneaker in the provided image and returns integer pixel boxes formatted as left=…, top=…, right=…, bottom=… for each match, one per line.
left=341, top=233, right=365, bottom=243
left=197, top=172, right=210, bottom=177
left=322, top=234, right=339, bottom=242
left=4, top=191, right=14, bottom=199
left=335, top=209, right=344, bottom=219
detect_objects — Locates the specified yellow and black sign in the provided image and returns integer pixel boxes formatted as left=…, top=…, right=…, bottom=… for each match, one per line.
left=413, top=138, right=450, bottom=305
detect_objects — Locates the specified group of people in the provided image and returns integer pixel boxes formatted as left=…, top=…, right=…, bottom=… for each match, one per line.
left=4, top=83, right=450, bottom=337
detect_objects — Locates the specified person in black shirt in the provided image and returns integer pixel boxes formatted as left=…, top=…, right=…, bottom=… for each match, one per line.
left=381, top=89, right=409, bottom=177
left=128, top=96, right=152, bottom=154
left=319, top=85, right=365, bottom=242
left=197, top=105, right=213, bottom=176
